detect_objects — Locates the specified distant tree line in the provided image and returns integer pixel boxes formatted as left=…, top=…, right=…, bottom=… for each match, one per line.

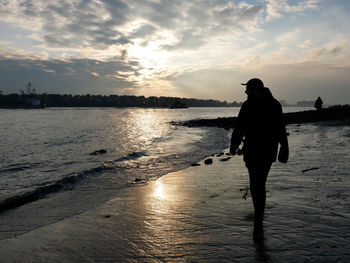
left=0, top=93, right=242, bottom=108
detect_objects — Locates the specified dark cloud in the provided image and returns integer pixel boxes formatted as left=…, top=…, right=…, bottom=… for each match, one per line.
left=330, top=46, right=345, bottom=55
left=103, top=0, right=130, bottom=25
left=311, top=45, right=347, bottom=59
left=0, top=56, right=141, bottom=94
left=1, top=0, right=264, bottom=51
left=38, top=1, right=132, bottom=49
left=162, top=30, right=205, bottom=51
left=239, top=5, right=264, bottom=21
left=21, top=1, right=37, bottom=17
left=131, top=24, right=157, bottom=39
left=120, top=49, right=128, bottom=60
left=129, top=0, right=182, bottom=29
left=155, top=1, right=263, bottom=50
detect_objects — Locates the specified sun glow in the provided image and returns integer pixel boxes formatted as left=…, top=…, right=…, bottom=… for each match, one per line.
left=128, top=43, right=168, bottom=80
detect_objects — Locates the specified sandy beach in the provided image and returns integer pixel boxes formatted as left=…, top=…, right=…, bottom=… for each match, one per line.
left=1, top=133, right=350, bottom=263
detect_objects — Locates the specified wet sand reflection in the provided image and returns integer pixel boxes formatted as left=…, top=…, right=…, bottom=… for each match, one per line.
left=128, top=163, right=264, bottom=261
left=254, top=227, right=272, bottom=263
left=1, top=150, right=349, bottom=262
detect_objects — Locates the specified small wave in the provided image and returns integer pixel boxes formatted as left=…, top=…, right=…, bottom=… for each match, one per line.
left=0, top=162, right=41, bottom=174
left=0, top=173, right=84, bottom=213
left=108, top=151, right=148, bottom=163
left=0, top=151, right=148, bottom=213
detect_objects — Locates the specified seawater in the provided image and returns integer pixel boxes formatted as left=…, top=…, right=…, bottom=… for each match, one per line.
left=0, top=106, right=313, bottom=239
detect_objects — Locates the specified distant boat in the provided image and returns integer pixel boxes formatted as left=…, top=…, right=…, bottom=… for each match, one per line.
left=0, top=82, right=46, bottom=109
left=20, top=82, right=45, bottom=108
left=22, top=97, right=41, bottom=107
left=170, top=100, right=188, bottom=109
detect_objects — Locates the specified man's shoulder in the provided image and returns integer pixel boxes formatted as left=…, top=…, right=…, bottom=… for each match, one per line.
left=269, top=98, right=282, bottom=108
left=272, top=98, right=282, bottom=106
left=237, top=100, right=250, bottom=115
left=242, top=100, right=249, bottom=106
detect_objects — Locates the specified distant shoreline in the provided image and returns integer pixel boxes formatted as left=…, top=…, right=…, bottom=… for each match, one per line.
left=0, top=93, right=330, bottom=108
left=0, top=105, right=316, bottom=109
left=174, top=105, right=350, bottom=129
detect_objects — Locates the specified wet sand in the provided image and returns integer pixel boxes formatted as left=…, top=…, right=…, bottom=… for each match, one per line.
left=1, top=147, right=349, bottom=262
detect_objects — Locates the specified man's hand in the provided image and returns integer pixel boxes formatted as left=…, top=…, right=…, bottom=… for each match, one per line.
left=278, top=146, right=289, bottom=163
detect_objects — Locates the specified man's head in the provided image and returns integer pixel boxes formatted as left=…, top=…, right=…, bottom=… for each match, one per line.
left=241, top=78, right=264, bottom=97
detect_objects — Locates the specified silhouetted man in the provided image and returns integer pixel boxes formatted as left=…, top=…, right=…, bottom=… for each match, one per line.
left=314, top=97, right=323, bottom=112
left=230, top=78, right=289, bottom=228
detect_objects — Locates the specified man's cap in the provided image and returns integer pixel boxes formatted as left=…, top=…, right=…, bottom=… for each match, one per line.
left=241, top=78, right=264, bottom=89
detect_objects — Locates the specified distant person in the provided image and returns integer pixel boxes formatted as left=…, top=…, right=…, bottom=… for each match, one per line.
left=314, top=97, right=323, bottom=112
left=230, top=78, right=289, bottom=230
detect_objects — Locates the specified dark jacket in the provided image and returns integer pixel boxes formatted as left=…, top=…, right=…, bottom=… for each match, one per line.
left=230, top=88, right=288, bottom=164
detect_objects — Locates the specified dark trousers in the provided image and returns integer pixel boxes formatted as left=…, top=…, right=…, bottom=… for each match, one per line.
left=246, top=162, right=272, bottom=220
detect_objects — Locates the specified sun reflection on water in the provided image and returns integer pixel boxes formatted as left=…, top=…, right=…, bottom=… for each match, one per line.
left=126, top=109, right=167, bottom=149
left=154, top=179, right=165, bottom=200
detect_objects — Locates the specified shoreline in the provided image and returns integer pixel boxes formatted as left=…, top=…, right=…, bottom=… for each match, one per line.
left=175, top=105, right=350, bottom=129
left=1, top=143, right=349, bottom=262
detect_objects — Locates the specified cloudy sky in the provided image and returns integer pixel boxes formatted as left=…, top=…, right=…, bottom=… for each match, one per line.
left=0, top=0, right=349, bottom=104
